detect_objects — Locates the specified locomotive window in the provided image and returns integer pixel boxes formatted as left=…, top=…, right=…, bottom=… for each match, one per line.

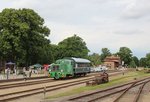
left=65, top=61, right=70, bottom=64
left=71, top=61, right=75, bottom=67
left=77, top=63, right=90, bottom=67
left=52, top=65, right=59, bottom=71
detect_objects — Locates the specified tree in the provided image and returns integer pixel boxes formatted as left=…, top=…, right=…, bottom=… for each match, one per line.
left=132, top=56, right=139, bottom=67
left=139, top=57, right=147, bottom=67
left=50, top=44, right=60, bottom=61
left=129, top=58, right=136, bottom=68
left=146, top=53, right=150, bottom=67
left=88, top=53, right=101, bottom=66
left=35, top=40, right=54, bottom=64
left=117, top=47, right=132, bottom=66
left=100, top=48, right=111, bottom=61
left=58, top=35, right=89, bottom=58
left=0, top=8, right=50, bottom=66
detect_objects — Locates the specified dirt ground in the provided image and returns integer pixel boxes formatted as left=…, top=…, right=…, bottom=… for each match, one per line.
left=44, top=79, right=150, bottom=102
left=4, top=71, right=149, bottom=102
left=140, top=81, right=150, bottom=102
left=9, top=83, right=85, bottom=102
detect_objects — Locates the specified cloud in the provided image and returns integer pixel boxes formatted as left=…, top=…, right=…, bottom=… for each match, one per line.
left=122, top=0, right=150, bottom=19
left=0, top=0, right=150, bottom=58
left=115, top=29, right=143, bottom=35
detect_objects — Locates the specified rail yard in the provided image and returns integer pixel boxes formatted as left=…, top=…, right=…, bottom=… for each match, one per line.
left=0, top=70, right=149, bottom=102
left=0, top=58, right=150, bottom=102
left=44, top=70, right=150, bottom=102
left=0, top=71, right=123, bottom=102
left=67, top=76, right=150, bottom=102
left=0, top=1, right=150, bottom=102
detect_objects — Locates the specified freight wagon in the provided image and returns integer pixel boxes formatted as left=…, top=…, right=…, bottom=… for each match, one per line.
left=48, top=57, right=91, bottom=79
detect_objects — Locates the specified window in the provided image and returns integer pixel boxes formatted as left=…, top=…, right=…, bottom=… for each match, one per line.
left=51, top=65, right=59, bottom=71
left=77, top=63, right=90, bottom=67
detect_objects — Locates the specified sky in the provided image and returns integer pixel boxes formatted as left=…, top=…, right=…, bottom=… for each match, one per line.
left=0, top=0, right=150, bottom=58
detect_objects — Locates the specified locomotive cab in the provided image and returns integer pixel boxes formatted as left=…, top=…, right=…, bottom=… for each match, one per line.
left=49, top=64, right=60, bottom=79
left=49, top=59, right=73, bottom=79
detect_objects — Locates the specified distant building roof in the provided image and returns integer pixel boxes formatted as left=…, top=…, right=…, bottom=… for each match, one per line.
left=65, top=57, right=91, bottom=63
left=104, top=56, right=121, bottom=63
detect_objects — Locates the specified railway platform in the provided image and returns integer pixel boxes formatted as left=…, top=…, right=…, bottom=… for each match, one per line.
left=0, top=73, right=48, bottom=83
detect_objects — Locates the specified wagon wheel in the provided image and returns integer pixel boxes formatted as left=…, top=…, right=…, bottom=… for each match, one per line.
left=106, top=77, right=109, bottom=82
left=103, top=77, right=109, bottom=83
left=83, top=73, right=86, bottom=76
left=73, top=73, right=77, bottom=78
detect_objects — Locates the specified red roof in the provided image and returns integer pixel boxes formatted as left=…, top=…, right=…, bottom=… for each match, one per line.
left=104, top=56, right=121, bottom=63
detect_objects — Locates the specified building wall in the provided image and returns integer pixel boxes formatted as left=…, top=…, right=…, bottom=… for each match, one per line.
left=104, top=62, right=115, bottom=70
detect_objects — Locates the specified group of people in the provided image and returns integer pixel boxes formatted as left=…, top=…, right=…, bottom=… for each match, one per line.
left=3, top=67, right=32, bottom=80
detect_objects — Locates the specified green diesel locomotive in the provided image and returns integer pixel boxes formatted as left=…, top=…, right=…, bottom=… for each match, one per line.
left=48, top=57, right=91, bottom=79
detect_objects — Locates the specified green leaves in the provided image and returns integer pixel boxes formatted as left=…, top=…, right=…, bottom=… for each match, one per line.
left=117, top=47, right=132, bottom=66
left=139, top=58, right=147, bottom=67
left=88, top=53, right=101, bottom=66
left=0, top=8, right=51, bottom=66
left=58, top=34, right=89, bottom=59
left=100, top=48, right=111, bottom=61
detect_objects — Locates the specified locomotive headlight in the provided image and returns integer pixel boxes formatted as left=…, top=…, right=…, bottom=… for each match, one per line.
left=61, top=70, right=63, bottom=72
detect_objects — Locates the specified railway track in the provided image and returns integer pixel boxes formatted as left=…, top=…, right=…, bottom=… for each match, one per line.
left=0, top=78, right=54, bottom=89
left=0, top=74, right=95, bottom=89
left=0, top=70, right=121, bottom=83
left=0, top=71, right=121, bottom=90
left=0, top=71, right=123, bottom=102
left=68, top=77, right=150, bottom=102
left=113, top=79, right=149, bottom=102
left=0, top=77, right=94, bottom=102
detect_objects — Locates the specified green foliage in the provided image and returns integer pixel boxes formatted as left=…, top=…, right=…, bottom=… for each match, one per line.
left=139, top=57, right=147, bottom=67
left=100, top=48, right=111, bottom=61
left=88, top=53, right=101, bottom=66
left=132, top=56, right=139, bottom=67
left=58, top=34, right=89, bottom=58
left=129, top=58, right=136, bottom=68
left=50, top=44, right=60, bottom=61
left=37, top=42, right=54, bottom=64
left=146, top=53, right=150, bottom=68
left=117, top=47, right=132, bottom=66
left=139, top=53, right=150, bottom=68
left=0, top=8, right=51, bottom=66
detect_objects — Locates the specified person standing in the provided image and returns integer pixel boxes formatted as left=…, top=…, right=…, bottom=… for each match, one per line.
left=23, top=67, right=27, bottom=79
left=6, top=67, right=10, bottom=79
left=29, top=69, right=32, bottom=78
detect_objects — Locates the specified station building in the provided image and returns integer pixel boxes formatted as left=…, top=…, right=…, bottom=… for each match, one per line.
left=104, top=55, right=121, bottom=70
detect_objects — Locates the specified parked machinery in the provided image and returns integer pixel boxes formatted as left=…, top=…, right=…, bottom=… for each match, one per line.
left=86, top=72, right=109, bottom=86
left=48, top=57, right=91, bottom=79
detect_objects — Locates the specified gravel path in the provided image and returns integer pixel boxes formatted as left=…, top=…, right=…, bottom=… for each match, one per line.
left=9, top=84, right=85, bottom=102
left=0, top=71, right=125, bottom=102
left=140, top=81, right=150, bottom=102
left=0, top=76, right=94, bottom=96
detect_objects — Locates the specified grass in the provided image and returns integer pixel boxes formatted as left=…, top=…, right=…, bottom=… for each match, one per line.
left=46, top=71, right=150, bottom=99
